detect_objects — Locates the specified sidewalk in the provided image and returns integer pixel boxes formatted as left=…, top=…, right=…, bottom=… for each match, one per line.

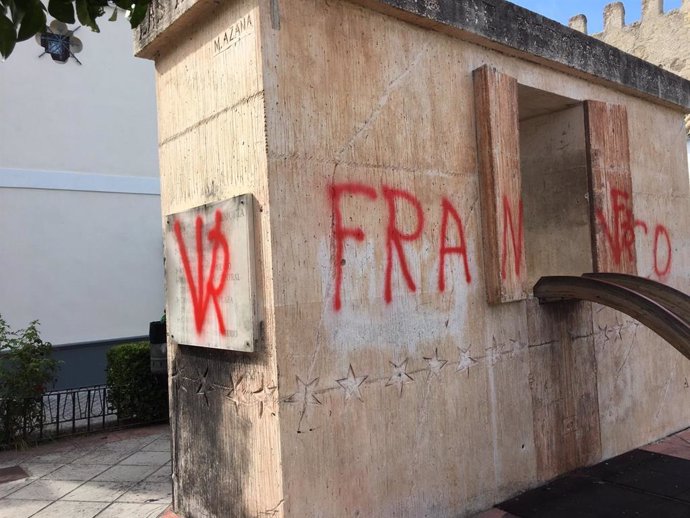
left=0, top=424, right=171, bottom=517
left=476, top=427, right=690, bottom=517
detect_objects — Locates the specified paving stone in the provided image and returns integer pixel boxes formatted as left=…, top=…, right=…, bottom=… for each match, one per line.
left=42, top=464, right=110, bottom=481
left=158, top=506, right=179, bottom=518
left=60, top=481, right=131, bottom=502
left=106, top=438, right=158, bottom=452
left=117, top=481, right=172, bottom=504
left=30, top=450, right=89, bottom=465
left=0, top=478, right=31, bottom=499
left=0, top=499, right=52, bottom=518
left=93, top=464, right=158, bottom=483
left=20, top=463, right=63, bottom=479
left=144, top=465, right=172, bottom=483
left=118, top=451, right=170, bottom=467
left=5, top=479, right=82, bottom=500
left=642, top=435, right=690, bottom=461
left=72, top=450, right=136, bottom=465
left=31, top=500, right=109, bottom=518
left=95, top=502, right=169, bottom=518
left=141, top=439, right=171, bottom=452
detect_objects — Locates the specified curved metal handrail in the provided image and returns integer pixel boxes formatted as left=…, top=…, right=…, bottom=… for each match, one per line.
left=582, top=273, right=690, bottom=326
left=533, top=276, right=690, bottom=360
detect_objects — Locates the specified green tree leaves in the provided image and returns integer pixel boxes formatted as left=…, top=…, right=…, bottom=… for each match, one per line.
left=0, top=12, right=15, bottom=57
left=0, top=0, right=151, bottom=59
left=16, top=0, right=46, bottom=41
left=48, top=0, right=75, bottom=24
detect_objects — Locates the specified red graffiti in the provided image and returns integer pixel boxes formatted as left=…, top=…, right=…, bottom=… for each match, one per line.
left=383, top=186, right=425, bottom=304
left=438, top=197, right=471, bottom=291
left=500, top=196, right=524, bottom=280
left=653, top=224, right=672, bottom=278
left=595, top=188, right=647, bottom=265
left=330, top=183, right=378, bottom=311
left=174, top=210, right=230, bottom=335
left=330, top=182, right=474, bottom=310
left=595, top=188, right=672, bottom=279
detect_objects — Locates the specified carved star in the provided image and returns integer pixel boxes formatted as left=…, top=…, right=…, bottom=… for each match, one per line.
left=252, top=376, right=278, bottom=417
left=195, top=366, right=215, bottom=406
left=599, top=324, right=613, bottom=343
left=284, top=377, right=321, bottom=406
left=225, top=373, right=251, bottom=412
left=456, top=347, right=477, bottom=373
left=612, top=323, right=624, bottom=341
left=424, top=349, right=447, bottom=380
left=386, top=359, right=414, bottom=396
left=171, top=359, right=185, bottom=382
left=336, top=365, right=368, bottom=402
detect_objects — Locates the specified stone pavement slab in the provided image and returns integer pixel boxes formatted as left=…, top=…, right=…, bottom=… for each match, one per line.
left=119, top=451, right=171, bottom=466
left=6, top=480, right=83, bottom=500
left=0, top=424, right=171, bottom=517
left=31, top=500, right=109, bottom=517
left=93, top=464, right=159, bottom=483
left=0, top=499, right=52, bottom=518
left=480, top=426, right=690, bottom=517
left=97, top=502, right=169, bottom=517
left=42, top=464, right=111, bottom=481
left=61, top=481, right=131, bottom=502
left=118, top=481, right=172, bottom=504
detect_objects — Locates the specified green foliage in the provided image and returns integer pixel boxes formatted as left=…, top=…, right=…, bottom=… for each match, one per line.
left=0, top=315, right=59, bottom=446
left=0, top=0, right=152, bottom=58
left=106, top=341, right=168, bottom=421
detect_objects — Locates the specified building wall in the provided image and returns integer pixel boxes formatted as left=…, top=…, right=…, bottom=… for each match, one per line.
left=570, top=0, right=690, bottom=134
left=150, top=0, right=284, bottom=516
left=143, top=0, right=690, bottom=515
left=0, top=11, right=163, bottom=382
left=264, top=0, right=690, bottom=515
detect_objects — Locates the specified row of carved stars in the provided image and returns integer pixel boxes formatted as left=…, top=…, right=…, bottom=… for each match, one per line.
left=169, top=319, right=632, bottom=410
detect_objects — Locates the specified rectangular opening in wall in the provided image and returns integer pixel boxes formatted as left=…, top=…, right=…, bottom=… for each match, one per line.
left=518, top=85, right=592, bottom=292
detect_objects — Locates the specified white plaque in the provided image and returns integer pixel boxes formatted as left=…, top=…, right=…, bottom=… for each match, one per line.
left=165, top=195, right=256, bottom=351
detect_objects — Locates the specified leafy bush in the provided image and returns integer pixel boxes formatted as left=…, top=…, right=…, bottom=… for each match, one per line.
left=0, top=315, right=59, bottom=446
left=106, top=341, right=168, bottom=421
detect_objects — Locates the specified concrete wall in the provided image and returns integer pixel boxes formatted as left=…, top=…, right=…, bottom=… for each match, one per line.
left=266, top=1, right=690, bottom=515
left=145, top=0, right=690, bottom=516
left=0, top=11, right=163, bottom=357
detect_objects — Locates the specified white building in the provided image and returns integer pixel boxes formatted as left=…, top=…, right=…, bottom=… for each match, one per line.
left=0, top=14, right=163, bottom=388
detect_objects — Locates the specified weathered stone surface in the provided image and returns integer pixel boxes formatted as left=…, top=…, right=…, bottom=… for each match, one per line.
left=350, top=0, right=690, bottom=110
left=571, top=0, right=690, bottom=130
left=142, top=0, right=690, bottom=516
left=136, top=0, right=690, bottom=111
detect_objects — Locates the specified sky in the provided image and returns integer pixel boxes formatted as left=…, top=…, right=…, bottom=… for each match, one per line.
left=510, top=0, right=682, bottom=34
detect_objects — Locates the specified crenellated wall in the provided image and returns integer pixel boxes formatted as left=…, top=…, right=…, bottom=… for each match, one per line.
left=569, top=1, right=690, bottom=131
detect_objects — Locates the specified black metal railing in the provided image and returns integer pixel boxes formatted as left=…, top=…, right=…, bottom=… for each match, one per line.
left=0, top=384, right=166, bottom=448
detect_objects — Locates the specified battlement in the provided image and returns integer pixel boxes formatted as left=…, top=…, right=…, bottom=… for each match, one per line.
left=569, top=0, right=689, bottom=35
